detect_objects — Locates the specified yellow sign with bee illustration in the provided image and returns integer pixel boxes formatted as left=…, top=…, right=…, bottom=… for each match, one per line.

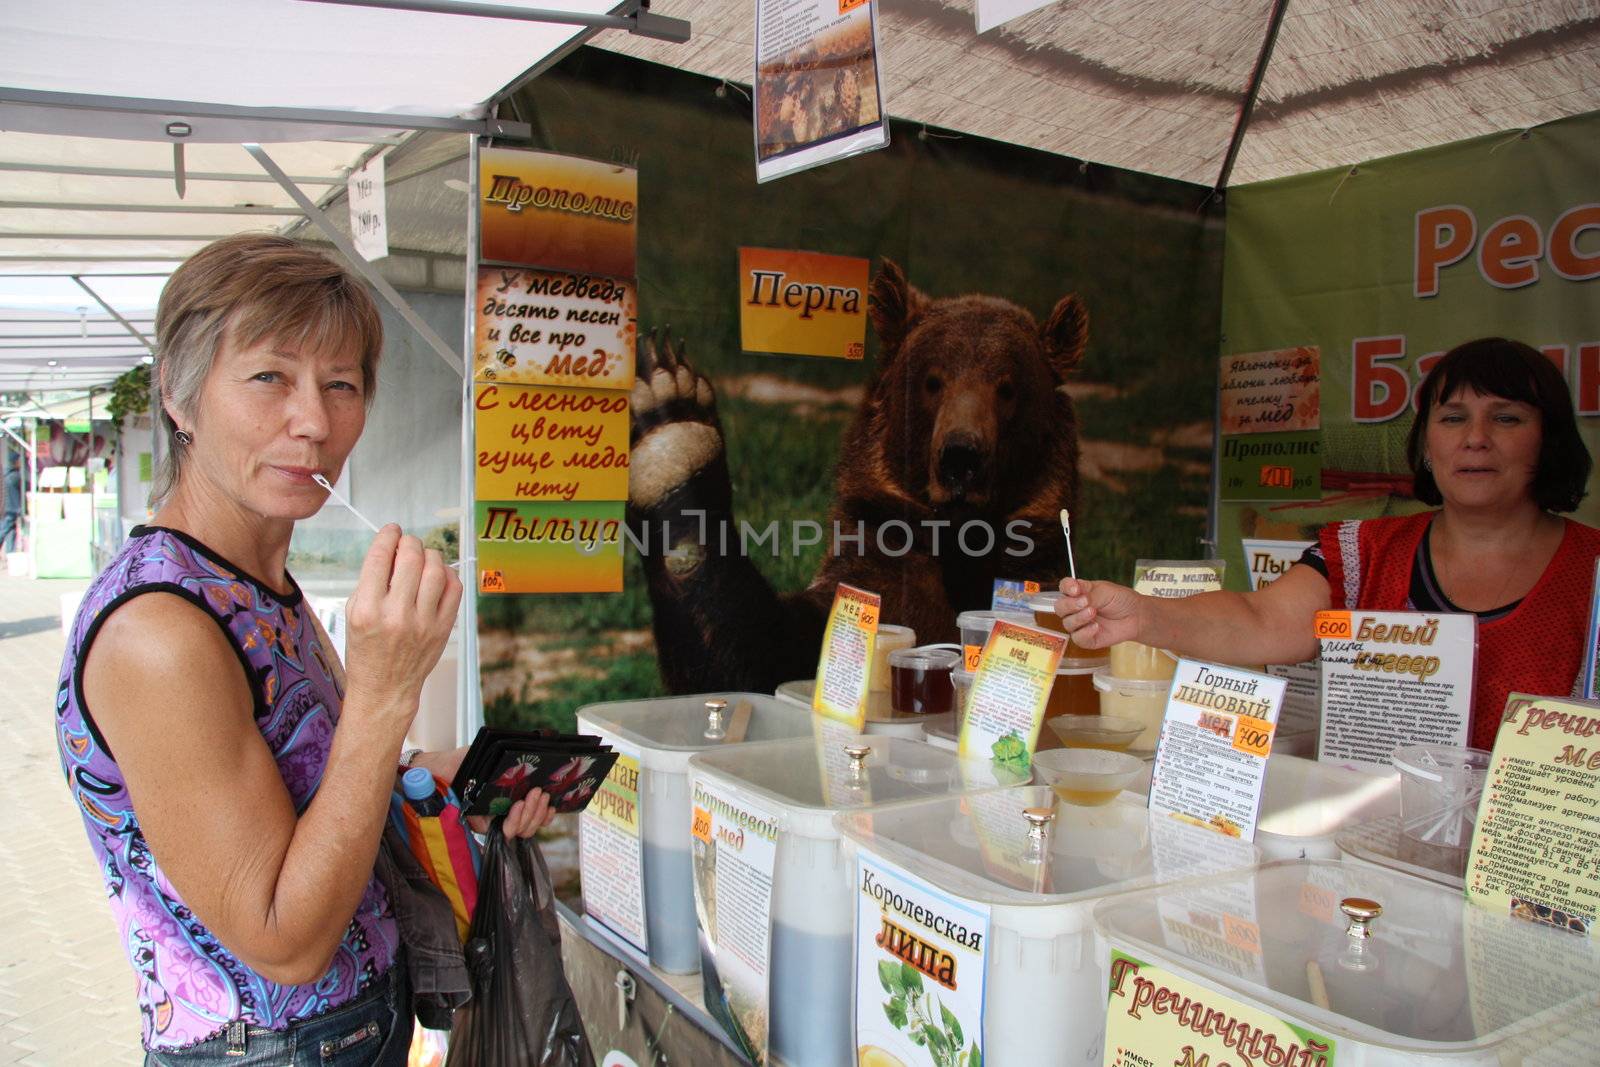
left=474, top=266, right=637, bottom=391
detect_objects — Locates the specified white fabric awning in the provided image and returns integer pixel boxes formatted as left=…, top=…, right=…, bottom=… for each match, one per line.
left=598, top=0, right=1600, bottom=187
left=0, top=0, right=632, bottom=394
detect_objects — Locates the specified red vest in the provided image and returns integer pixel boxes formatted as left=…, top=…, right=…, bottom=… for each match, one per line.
left=1319, top=512, right=1600, bottom=750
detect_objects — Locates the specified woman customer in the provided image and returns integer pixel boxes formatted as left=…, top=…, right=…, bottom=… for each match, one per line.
left=1054, top=337, right=1598, bottom=750
left=56, top=234, right=552, bottom=1065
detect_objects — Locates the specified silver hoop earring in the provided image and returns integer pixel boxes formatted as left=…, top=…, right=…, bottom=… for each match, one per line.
left=174, top=429, right=193, bottom=445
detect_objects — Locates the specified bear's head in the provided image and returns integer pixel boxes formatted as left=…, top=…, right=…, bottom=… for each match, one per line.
left=862, top=259, right=1086, bottom=514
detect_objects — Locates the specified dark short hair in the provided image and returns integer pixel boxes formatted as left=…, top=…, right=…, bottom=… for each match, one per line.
left=1407, top=337, right=1590, bottom=511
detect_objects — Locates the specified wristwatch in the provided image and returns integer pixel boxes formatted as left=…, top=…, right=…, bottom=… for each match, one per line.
left=399, top=748, right=423, bottom=769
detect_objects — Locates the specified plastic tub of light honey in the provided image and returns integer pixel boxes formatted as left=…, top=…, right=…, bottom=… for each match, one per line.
left=1106, top=640, right=1176, bottom=681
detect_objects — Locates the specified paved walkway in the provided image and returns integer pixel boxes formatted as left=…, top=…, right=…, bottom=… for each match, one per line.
left=0, top=573, right=143, bottom=1065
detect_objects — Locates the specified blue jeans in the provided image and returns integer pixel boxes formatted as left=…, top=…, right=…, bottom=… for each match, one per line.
left=143, top=965, right=413, bottom=1067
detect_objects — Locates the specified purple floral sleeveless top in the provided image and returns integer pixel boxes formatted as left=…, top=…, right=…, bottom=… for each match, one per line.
left=55, top=526, right=398, bottom=1052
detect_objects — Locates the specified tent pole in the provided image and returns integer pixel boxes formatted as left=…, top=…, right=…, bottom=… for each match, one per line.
left=244, top=143, right=465, bottom=378
left=70, top=276, right=156, bottom=355
left=1211, top=0, right=1290, bottom=196
left=298, top=0, right=691, bottom=43
left=457, top=135, right=483, bottom=746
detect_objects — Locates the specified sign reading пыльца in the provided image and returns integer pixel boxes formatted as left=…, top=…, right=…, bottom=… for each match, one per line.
left=1103, top=949, right=1336, bottom=1067
left=1316, top=610, right=1475, bottom=770
left=855, top=852, right=987, bottom=1067
left=578, top=733, right=647, bottom=955
left=1466, top=694, right=1600, bottom=938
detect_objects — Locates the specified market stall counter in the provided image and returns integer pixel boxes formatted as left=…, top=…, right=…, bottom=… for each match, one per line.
left=689, top=734, right=1013, bottom=1067
left=576, top=693, right=815, bottom=974
left=1094, top=859, right=1600, bottom=1065
left=558, top=902, right=754, bottom=1067
left=837, top=786, right=1260, bottom=1065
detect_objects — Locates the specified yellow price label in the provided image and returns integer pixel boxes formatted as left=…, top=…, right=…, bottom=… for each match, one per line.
left=1232, top=714, right=1275, bottom=758
left=691, top=807, right=712, bottom=843
left=1314, top=610, right=1352, bottom=639
left=839, top=0, right=869, bottom=12
left=963, top=644, right=982, bottom=672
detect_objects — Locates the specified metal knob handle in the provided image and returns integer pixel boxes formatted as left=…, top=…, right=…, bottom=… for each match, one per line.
left=843, top=743, right=872, bottom=779
left=1340, top=897, right=1382, bottom=939
left=1023, top=805, right=1056, bottom=845
left=704, top=699, right=728, bottom=740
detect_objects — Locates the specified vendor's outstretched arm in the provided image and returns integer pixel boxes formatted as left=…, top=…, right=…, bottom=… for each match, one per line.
left=1055, top=562, right=1330, bottom=667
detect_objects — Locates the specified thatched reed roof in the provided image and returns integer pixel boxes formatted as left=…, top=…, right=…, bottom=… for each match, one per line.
left=593, top=0, right=1600, bottom=185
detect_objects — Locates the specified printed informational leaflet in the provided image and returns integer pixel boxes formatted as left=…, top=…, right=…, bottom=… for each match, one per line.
left=1466, top=694, right=1600, bottom=938
left=753, top=0, right=888, bottom=182
left=1103, top=950, right=1337, bottom=1067
left=1316, top=609, right=1475, bottom=770
left=1148, top=660, right=1287, bottom=842
left=815, top=583, right=881, bottom=730
left=692, top=778, right=780, bottom=1064
left=855, top=852, right=988, bottom=1067
left=1132, top=559, right=1224, bottom=599
left=578, top=733, right=647, bottom=955
left=958, top=620, right=1066, bottom=776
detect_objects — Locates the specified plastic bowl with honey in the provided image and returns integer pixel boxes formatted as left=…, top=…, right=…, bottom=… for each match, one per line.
left=1032, top=749, right=1144, bottom=806
left=1046, top=714, right=1145, bottom=752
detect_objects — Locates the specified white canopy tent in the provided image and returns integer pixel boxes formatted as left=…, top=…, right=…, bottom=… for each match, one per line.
left=0, top=0, right=686, bottom=393
left=600, top=0, right=1600, bottom=188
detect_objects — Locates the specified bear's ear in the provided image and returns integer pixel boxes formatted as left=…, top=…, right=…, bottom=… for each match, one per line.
left=868, top=258, right=925, bottom=363
left=1041, top=293, right=1088, bottom=381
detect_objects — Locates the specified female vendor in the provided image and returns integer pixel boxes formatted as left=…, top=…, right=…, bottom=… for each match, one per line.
left=1055, top=336, right=1599, bottom=750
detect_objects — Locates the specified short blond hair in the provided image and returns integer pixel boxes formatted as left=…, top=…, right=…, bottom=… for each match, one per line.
left=152, top=233, right=383, bottom=505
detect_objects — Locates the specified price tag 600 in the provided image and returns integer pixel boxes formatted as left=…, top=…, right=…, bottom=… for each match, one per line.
left=1314, top=610, right=1352, bottom=639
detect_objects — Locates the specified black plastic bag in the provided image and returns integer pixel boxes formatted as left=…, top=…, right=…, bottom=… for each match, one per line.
left=447, top=822, right=595, bottom=1067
